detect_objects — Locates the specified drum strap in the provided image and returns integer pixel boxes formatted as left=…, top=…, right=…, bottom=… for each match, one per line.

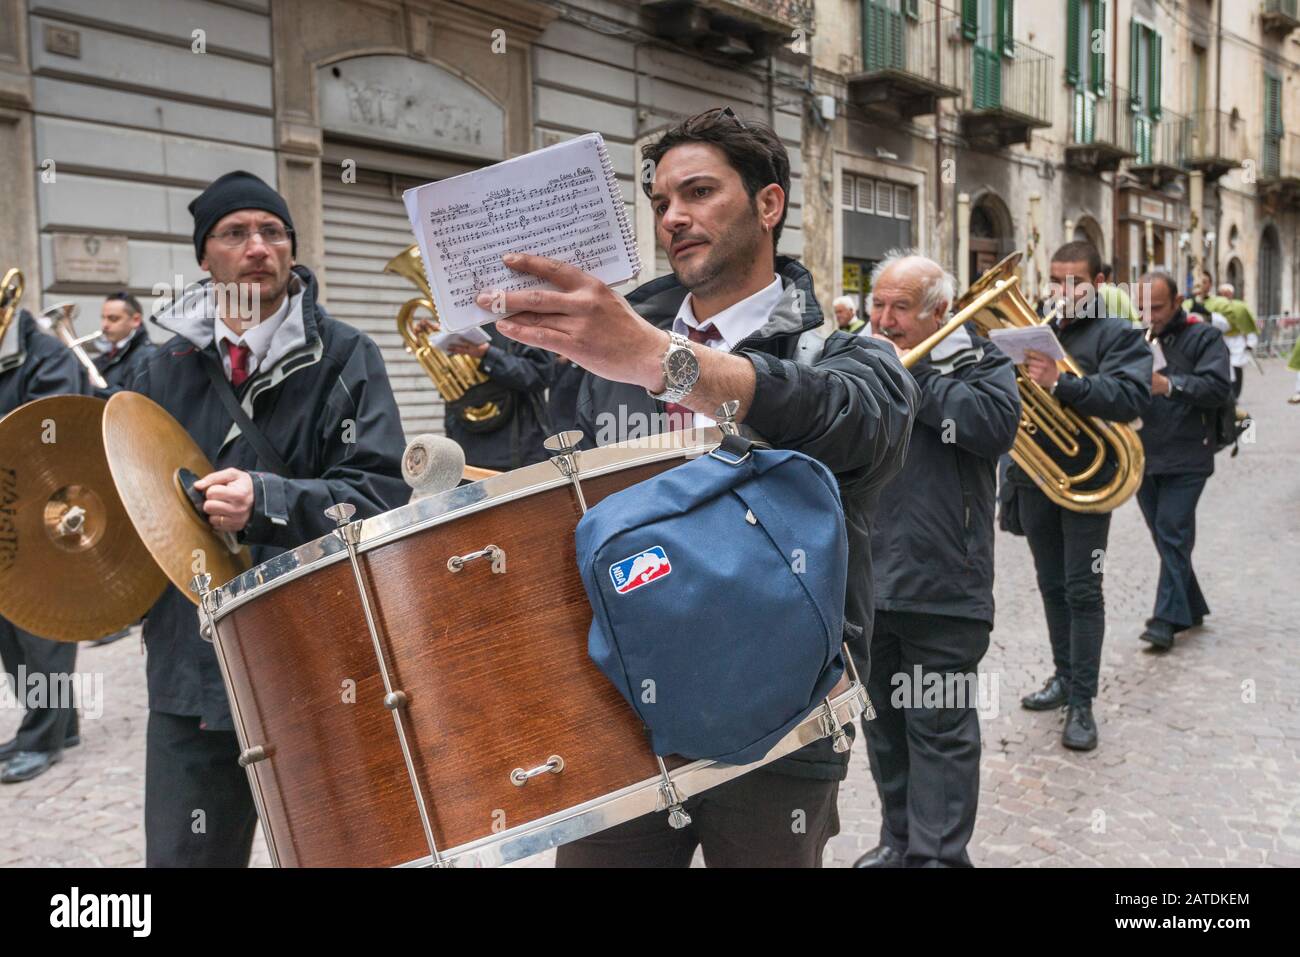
left=202, top=353, right=291, bottom=477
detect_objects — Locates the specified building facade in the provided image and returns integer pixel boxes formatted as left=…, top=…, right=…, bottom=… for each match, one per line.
left=3, top=0, right=1295, bottom=443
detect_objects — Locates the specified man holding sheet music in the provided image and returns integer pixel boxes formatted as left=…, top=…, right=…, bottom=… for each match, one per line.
left=1011, top=241, right=1151, bottom=752
left=485, top=107, right=918, bottom=867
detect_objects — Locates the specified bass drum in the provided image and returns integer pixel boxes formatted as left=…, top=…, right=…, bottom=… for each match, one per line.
left=201, top=429, right=869, bottom=867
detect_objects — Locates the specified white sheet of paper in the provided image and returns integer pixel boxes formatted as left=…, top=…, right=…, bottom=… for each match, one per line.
left=431, top=325, right=490, bottom=352
left=1149, top=337, right=1167, bottom=372
left=987, top=326, right=1067, bottom=364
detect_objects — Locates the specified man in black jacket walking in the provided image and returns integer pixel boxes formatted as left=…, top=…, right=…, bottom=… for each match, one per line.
left=92, top=291, right=157, bottom=397
left=1135, top=272, right=1231, bottom=650
left=1015, top=241, right=1151, bottom=751
left=488, top=108, right=917, bottom=867
left=0, top=308, right=84, bottom=783
left=853, top=251, right=1020, bottom=868
left=131, top=171, right=408, bottom=866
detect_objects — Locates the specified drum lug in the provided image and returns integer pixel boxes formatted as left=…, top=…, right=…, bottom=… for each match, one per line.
left=446, top=544, right=506, bottom=574
left=545, top=430, right=588, bottom=514
left=510, top=754, right=565, bottom=787
left=819, top=697, right=852, bottom=753
left=714, top=400, right=741, bottom=436
left=238, top=745, right=271, bottom=768
left=652, top=755, right=691, bottom=829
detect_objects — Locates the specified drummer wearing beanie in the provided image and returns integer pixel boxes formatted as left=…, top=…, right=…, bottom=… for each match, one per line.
left=129, top=170, right=408, bottom=867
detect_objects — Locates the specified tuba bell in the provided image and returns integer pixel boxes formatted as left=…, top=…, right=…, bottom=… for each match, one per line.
left=901, top=253, right=1144, bottom=513
left=38, top=301, right=109, bottom=390
left=0, top=267, right=23, bottom=354
left=384, top=244, right=500, bottom=425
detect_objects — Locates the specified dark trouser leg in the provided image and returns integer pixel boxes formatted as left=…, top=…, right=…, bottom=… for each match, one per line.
left=0, top=616, right=78, bottom=752
left=1138, top=473, right=1209, bottom=628
left=861, top=613, right=909, bottom=852
left=144, top=711, right=256, bottom=867
left=555, top=768, right=839, bottom=868
left=1017, top=487, right=1072, bottom=687
left=1232, top=366, right=1244, bottom=400
left=893, top=612, right=990, bottom=868
left=1058, top=507, right=1112, bottom=705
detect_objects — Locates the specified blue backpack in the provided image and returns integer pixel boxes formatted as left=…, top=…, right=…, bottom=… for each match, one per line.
left=575, top=435, right=848, bottom=765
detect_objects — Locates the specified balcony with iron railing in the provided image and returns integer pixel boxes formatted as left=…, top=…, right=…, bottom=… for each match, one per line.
left=957, top=36, right=1054, bottom=149
left=1262, top=0, right=1300, bottom=37
left=640, top=0, right=814, bottom=61
left=1065, top=82, right=1135, bottom=173
left=1185, top=109, right=1248, bottom=181
left=847, top=11, right=961, bottom=120
left=1259, top=130, right=1300, bottom=207
left=1126, top=107, right=1190, bottom=188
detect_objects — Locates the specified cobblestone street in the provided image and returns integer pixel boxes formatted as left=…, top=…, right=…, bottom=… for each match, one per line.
left=3, top=361, right=1297, bottom=869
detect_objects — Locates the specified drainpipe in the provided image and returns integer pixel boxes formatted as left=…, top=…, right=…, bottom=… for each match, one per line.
left=935, top=3, right=945, bottom=267
left=1190, top=170, right=1204, bottom=289
left=1110, top=0, right=1121, bottom=275
left=1214, top=0, right=1223, bottom=286
left=957, top=192, right=972, bottom=289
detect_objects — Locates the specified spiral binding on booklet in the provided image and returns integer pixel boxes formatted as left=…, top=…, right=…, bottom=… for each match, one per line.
left=597, top=136, right=641, bottom=280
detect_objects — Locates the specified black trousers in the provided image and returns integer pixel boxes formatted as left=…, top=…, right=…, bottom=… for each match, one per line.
left=0, top=616, right=78, bottom=752
left=1232, top=366, right=1244, bottom=400
left=554, top=767, right=840, bottom=867
left=1136, top=472, right=1210, bottom=629
left=144, top=711, right=257, bottom=867
left=1018, top=485, right=1112, bottom=705
left=862, top=610, right=989, bottom=867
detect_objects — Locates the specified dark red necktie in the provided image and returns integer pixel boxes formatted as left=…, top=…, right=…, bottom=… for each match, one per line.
left=227, top=342, right=252, bottom=387
left=664, top=323, right=719, bottom=429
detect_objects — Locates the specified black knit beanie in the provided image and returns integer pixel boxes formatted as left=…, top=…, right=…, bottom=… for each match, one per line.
left=189, top=170, right=296, bottom=263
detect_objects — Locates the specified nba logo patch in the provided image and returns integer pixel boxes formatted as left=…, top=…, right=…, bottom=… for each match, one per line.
left=609, top=546, right=672, bottom=594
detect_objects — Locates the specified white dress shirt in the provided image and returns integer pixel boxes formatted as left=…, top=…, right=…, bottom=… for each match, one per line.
left=214, top=289, right=294, bottom=380
left=671, top=275, right=783, bottom=426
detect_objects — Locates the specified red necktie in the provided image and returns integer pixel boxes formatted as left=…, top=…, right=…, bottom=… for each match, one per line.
left=227, top=342, right=252, bottom=387
left=664, top=323, right=719, bottom=429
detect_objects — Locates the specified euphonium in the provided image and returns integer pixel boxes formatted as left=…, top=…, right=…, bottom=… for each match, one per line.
left=901, top=253, right=1144, bottom=513
left=0, top=267, right=23, bottom=354
left=38, top=301, right=109, bottom=390
left=384, top=243, right=499, bottom=424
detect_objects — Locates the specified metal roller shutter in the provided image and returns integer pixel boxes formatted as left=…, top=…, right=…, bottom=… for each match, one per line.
left=321, top=168, right=442, bottom=441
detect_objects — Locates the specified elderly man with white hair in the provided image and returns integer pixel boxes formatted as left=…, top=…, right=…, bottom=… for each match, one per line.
left=1200, top=283, right=1258, bottom=400
left=832, top=295, right=866, bottom=334
left=852, top=249, right=1021, bottom=868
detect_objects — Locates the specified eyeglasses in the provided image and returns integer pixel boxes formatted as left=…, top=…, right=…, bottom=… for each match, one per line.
left=209, top=224, right=294, bottom=248
left=684, top=106, right=747, bottom=133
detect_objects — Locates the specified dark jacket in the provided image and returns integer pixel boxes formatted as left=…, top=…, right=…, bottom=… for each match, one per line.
left=872, top=331, right=1020, bottom=625
left=445, top=325, right=555, bottom=471
left=92, top=326, right=157, bottom=397
left=133, top=266, right=408, bottom=729
left=1, top=311, right=86, bottom=416
left=1141, top=310, right=1232, bottom=477
left=1007, top=302, right=1152, bottom=492
left=547, top=356, right=586, bottom=436
left=576, top=257, right=919, bottom=779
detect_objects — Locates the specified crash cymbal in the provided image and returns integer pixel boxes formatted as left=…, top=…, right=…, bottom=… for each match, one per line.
left=0, top=395, right=167, bottom=642
left=103, top=391, right=251, bottom=606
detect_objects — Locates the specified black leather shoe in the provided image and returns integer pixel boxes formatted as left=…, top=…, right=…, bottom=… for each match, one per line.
left=853, top=845, right=905, bottom=868
left=1, top=750, right=62, bottom=783
left=1062, top=704, right=1098, bottom=751
left=1021, top=675, right=1068, bottom=711
left=0, top=733, right=78, bottom=762
left=1139, top=619, right=1176, bottom=650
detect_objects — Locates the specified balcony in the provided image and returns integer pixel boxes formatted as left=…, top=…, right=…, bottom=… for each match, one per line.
left=640, top=0, right=814, bottom=61
left=1126, top=109, right=1189, bottom=189
left=847, top=13, right=961, bottom=121
left=1185, top=109, right=1248, bottom=182
left=1065, top=83, right=1135, bottom=173
left=1259, top=131, right=1300, bottom=208
left=1262, top=0, right=1300, bottom=37
left=957, top=36, right=1054, bottom=149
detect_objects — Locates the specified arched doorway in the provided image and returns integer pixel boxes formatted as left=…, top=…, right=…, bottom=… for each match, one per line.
left=1226, top=257, right=1245, bottom=299
left=969, top=192, right=1013, bottom=283
left=1259, top=225, right=1282, bottom=317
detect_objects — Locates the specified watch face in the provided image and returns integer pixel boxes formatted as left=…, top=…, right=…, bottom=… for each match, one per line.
left=667, top=348, right=696, bottom=380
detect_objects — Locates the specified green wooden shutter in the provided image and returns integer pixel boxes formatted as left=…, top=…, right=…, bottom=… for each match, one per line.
left=1149, top=31, right=1162, bottom=120
left=1091, top=0, right=1107, bottom=95
left=999, top=0, right=1015, bottom=57
left=962, top=0, right=978, bottom=40
left=1066, top=0, right=1080, bottom=87
left=1265, top=73, right=1283, bottom=177
left=905, top=0, right=920, bottom=18
left=1129, top=19, right=1141, bottom=111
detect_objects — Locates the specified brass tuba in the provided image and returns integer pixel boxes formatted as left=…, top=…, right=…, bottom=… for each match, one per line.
left=38, top=301, right=109, bottom=390
left=384, top=244, right=500, bottom=424
left=902, top=253, right=1144, bottom=513
left=0, top=267, right=23, bottom=354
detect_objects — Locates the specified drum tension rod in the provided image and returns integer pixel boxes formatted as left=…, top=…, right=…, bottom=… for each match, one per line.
left=654, top=756, right=691, bottom=829
left=545, top=430, right=588, bottom=514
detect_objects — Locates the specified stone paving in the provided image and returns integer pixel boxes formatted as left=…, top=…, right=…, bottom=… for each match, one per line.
left=2, top=360, right=1297, bottom=868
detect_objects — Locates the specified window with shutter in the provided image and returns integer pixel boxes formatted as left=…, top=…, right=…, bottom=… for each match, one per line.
left=1149, top=31, right=1162, bottom=120
left=1264, top=74, right=1283, bottom=178
left=841, top=171, right=856, bottom=209
left=999, top=0, right=1015, bottom=58
left=1091, top=0, right=1107, bottom=96
left=875, top=180, right=894, bottom=216
left=962, top=0, right=978, bottom=40
left=1067, top=0, right=1081, bottom=88
left=894, top=186, right=912, bottom=219
left=856, top=176, right=875, bottom=213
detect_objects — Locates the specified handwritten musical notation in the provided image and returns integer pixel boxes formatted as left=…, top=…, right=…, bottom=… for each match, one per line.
left=403, top=132, right=639, bottom=330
